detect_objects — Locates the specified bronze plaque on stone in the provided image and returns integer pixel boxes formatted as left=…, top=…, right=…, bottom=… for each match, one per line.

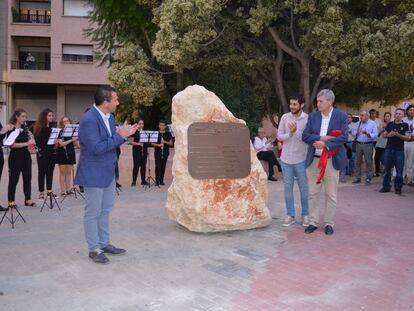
left=188, top=122, right=251, bottom=179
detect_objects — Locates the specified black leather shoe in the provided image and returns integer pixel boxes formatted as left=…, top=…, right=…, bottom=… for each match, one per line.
left=160, top=181, right=165, bottom=186
left=379, top=188, right=390, bottom=193
left=24, top=201, right=36, bottom=207
left=116, top=182, right=122, bottom=188
left=268, top=176, right=278, bottom=181
left=395, top=189, right=402, bottom=195
left=324, top=225, right=334, bottom=235
left=101, top=244, right=126, bottom=255
left=352, top=179, right=361, bottom=184
left=131, top=182, right=136, bottom=187
left=89, top=251, right=110, bottom=264
left=141, top=181, right=149, bottom=186
left=305, top=225, right=318, bottom=234
left=0, top=205, right=7, bottom=212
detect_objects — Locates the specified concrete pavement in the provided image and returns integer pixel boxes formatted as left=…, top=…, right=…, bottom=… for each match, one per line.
left=0, top=147, right=413, bottom=311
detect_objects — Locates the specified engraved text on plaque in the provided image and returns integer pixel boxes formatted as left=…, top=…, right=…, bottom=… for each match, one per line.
left=188, top=122, right=251, bottom=179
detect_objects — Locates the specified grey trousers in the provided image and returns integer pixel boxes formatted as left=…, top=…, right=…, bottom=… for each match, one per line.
left=355, top=142, right=374, bottom=180
left=84, top=178, right=116, bottom=252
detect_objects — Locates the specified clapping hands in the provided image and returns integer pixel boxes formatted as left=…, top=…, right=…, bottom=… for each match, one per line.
left=117, top=121, right=139, bottom=138
left=288, top=121, right=297, bottom=135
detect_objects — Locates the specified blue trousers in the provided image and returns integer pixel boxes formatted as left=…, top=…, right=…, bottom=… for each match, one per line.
left=383, top=149, right=404, bottom=191
left=84, top=178, right=116, bottom=251
left=281, top=160, right=309, bottom=217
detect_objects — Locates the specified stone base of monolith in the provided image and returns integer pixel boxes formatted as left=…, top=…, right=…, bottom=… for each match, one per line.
left=166, top=85, right=271, bottom=232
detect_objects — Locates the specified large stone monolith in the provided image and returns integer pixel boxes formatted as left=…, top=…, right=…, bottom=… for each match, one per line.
left=166, top=85, right=271, bottom=232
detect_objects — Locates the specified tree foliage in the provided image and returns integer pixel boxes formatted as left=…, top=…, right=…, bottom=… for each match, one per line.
left=87, top=0, right=414, bottom=123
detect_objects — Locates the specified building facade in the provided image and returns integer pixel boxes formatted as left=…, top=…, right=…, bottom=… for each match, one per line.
left=0, top=0, right=109, bottom=125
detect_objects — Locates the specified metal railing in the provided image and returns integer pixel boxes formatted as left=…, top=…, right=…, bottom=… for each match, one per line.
left=12, top=11, right=51, bottom=24
left=11, top=60, right=50, bottom=70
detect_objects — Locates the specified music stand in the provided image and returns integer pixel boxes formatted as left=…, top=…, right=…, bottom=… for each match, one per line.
left=140, top=131, right=159, bottom=190
left=0, top=205, right=26, bottom=229
left=59, top=125, right=85, bottom=203
left=40, top=128, right=62, bottom=211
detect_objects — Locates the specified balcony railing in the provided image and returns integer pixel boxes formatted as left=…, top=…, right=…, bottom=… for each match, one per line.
left=12, top=11, right=51, bottom=24
left=11, top=60, right=50, bottom=70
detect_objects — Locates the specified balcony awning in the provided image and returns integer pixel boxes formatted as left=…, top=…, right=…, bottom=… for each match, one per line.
left=62, top=45, right=93, bottom=56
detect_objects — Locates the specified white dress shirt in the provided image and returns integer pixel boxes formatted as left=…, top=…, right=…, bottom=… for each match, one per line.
left=315, top=108, right=333, bottom=156
left=254, top=137, right=273, bottom=152
left=94, top=104, right=112, bottom=136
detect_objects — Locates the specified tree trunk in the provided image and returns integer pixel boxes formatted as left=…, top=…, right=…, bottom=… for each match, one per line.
left=273, top=47, right=289, bottom=113
left=176, top=71, right=184, bottom=91
left=265, top=97, right=279, bottom=128
left=301, top=58, right=311, bottom=112
left=311, top=72, right=322, bottom=103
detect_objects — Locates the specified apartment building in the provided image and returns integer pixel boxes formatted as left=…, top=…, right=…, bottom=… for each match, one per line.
left=0, top=0, right=109, bottom=125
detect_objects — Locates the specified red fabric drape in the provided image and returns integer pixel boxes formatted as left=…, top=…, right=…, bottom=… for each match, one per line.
left=316, top=130, right=342, bottom=184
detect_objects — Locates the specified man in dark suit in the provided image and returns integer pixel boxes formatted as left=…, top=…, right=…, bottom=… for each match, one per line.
left=75, top=86, right=138, bottom=264
left=302, top=89, right=348, bottom=235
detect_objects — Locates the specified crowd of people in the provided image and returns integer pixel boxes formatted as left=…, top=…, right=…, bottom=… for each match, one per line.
left=254, top=90, right=414, bottom=235
left=0, top=107, right=79, bottom=212
left=0, top=95, right=174, bottom=213
left=1, top=85, right=412, bottom=264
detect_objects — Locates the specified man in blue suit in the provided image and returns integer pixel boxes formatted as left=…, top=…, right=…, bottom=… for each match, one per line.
left=75, top=86, right=138, bottom=264
left=302, top=89, right=348, bottom=236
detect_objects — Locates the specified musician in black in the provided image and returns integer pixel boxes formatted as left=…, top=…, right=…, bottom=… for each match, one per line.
left=0, top=105, right=15, bottom=211
left=153, top=120, right=173, bottom=186
left=33, top=108, right=56, bottom=199
left=7, top=108, right=35, bottom=207
left=129, top=119, right=148, bottom=186
left=56, top=116, right=78, bottom=195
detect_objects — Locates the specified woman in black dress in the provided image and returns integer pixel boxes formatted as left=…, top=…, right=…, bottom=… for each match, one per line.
left=33, top=108, right=56, bottom=199
left=129, top=119, right=148, bottom=186
left=56, top=116, right=78, bottom=195
left=0, top=105, right=15, bottom=211
left=7, top=108, right=36, bottom=208
left=153, top=120, right=174, bottom=186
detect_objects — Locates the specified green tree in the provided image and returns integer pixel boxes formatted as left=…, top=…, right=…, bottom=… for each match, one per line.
left=87, top=0, right=414, bottom=121
left=152, top=0, right=414, bottom=111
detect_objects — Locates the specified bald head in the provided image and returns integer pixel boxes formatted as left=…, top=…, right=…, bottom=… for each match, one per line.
left=359, top=111, right=369, bottom=123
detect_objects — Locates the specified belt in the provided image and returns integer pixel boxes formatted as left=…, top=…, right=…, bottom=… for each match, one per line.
left=314, top=155, right=331, bottom=158
left=356, top=141, right=374, bottom=144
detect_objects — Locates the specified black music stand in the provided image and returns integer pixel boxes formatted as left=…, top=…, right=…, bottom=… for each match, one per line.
left=0, top=205, right=26, bottom=229
left=59, top=125, right=85, bottom=202
left=40, top=191, right=61, bottom=212
left=140, top=131, right=159, bottom=190
left=40, top=128, right=62, bottom=211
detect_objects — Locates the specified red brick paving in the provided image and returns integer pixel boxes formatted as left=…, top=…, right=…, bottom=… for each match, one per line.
left=233, top=184, right=414, bottom=311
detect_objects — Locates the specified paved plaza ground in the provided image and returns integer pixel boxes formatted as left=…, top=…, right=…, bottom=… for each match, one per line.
left=0, top=147, right=413, bottom=311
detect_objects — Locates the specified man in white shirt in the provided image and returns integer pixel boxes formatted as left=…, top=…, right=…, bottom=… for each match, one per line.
left=277, top=94, right=309, bottom=227
left=352, top=111, right=378, bottom=185
left=254, top=128, right=279, bottom=181
left=302, top=89, right=348, bottom=235
left=369, top=109, right=383, bottom=137
left=403, top=104, right=414, bottom=185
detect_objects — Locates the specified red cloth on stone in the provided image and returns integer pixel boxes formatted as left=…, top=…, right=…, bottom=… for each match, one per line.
left=316, top=130, right=342, bottom=184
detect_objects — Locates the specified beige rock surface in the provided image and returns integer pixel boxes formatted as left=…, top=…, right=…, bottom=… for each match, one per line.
left=166, top=85, right=271, bottom=232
